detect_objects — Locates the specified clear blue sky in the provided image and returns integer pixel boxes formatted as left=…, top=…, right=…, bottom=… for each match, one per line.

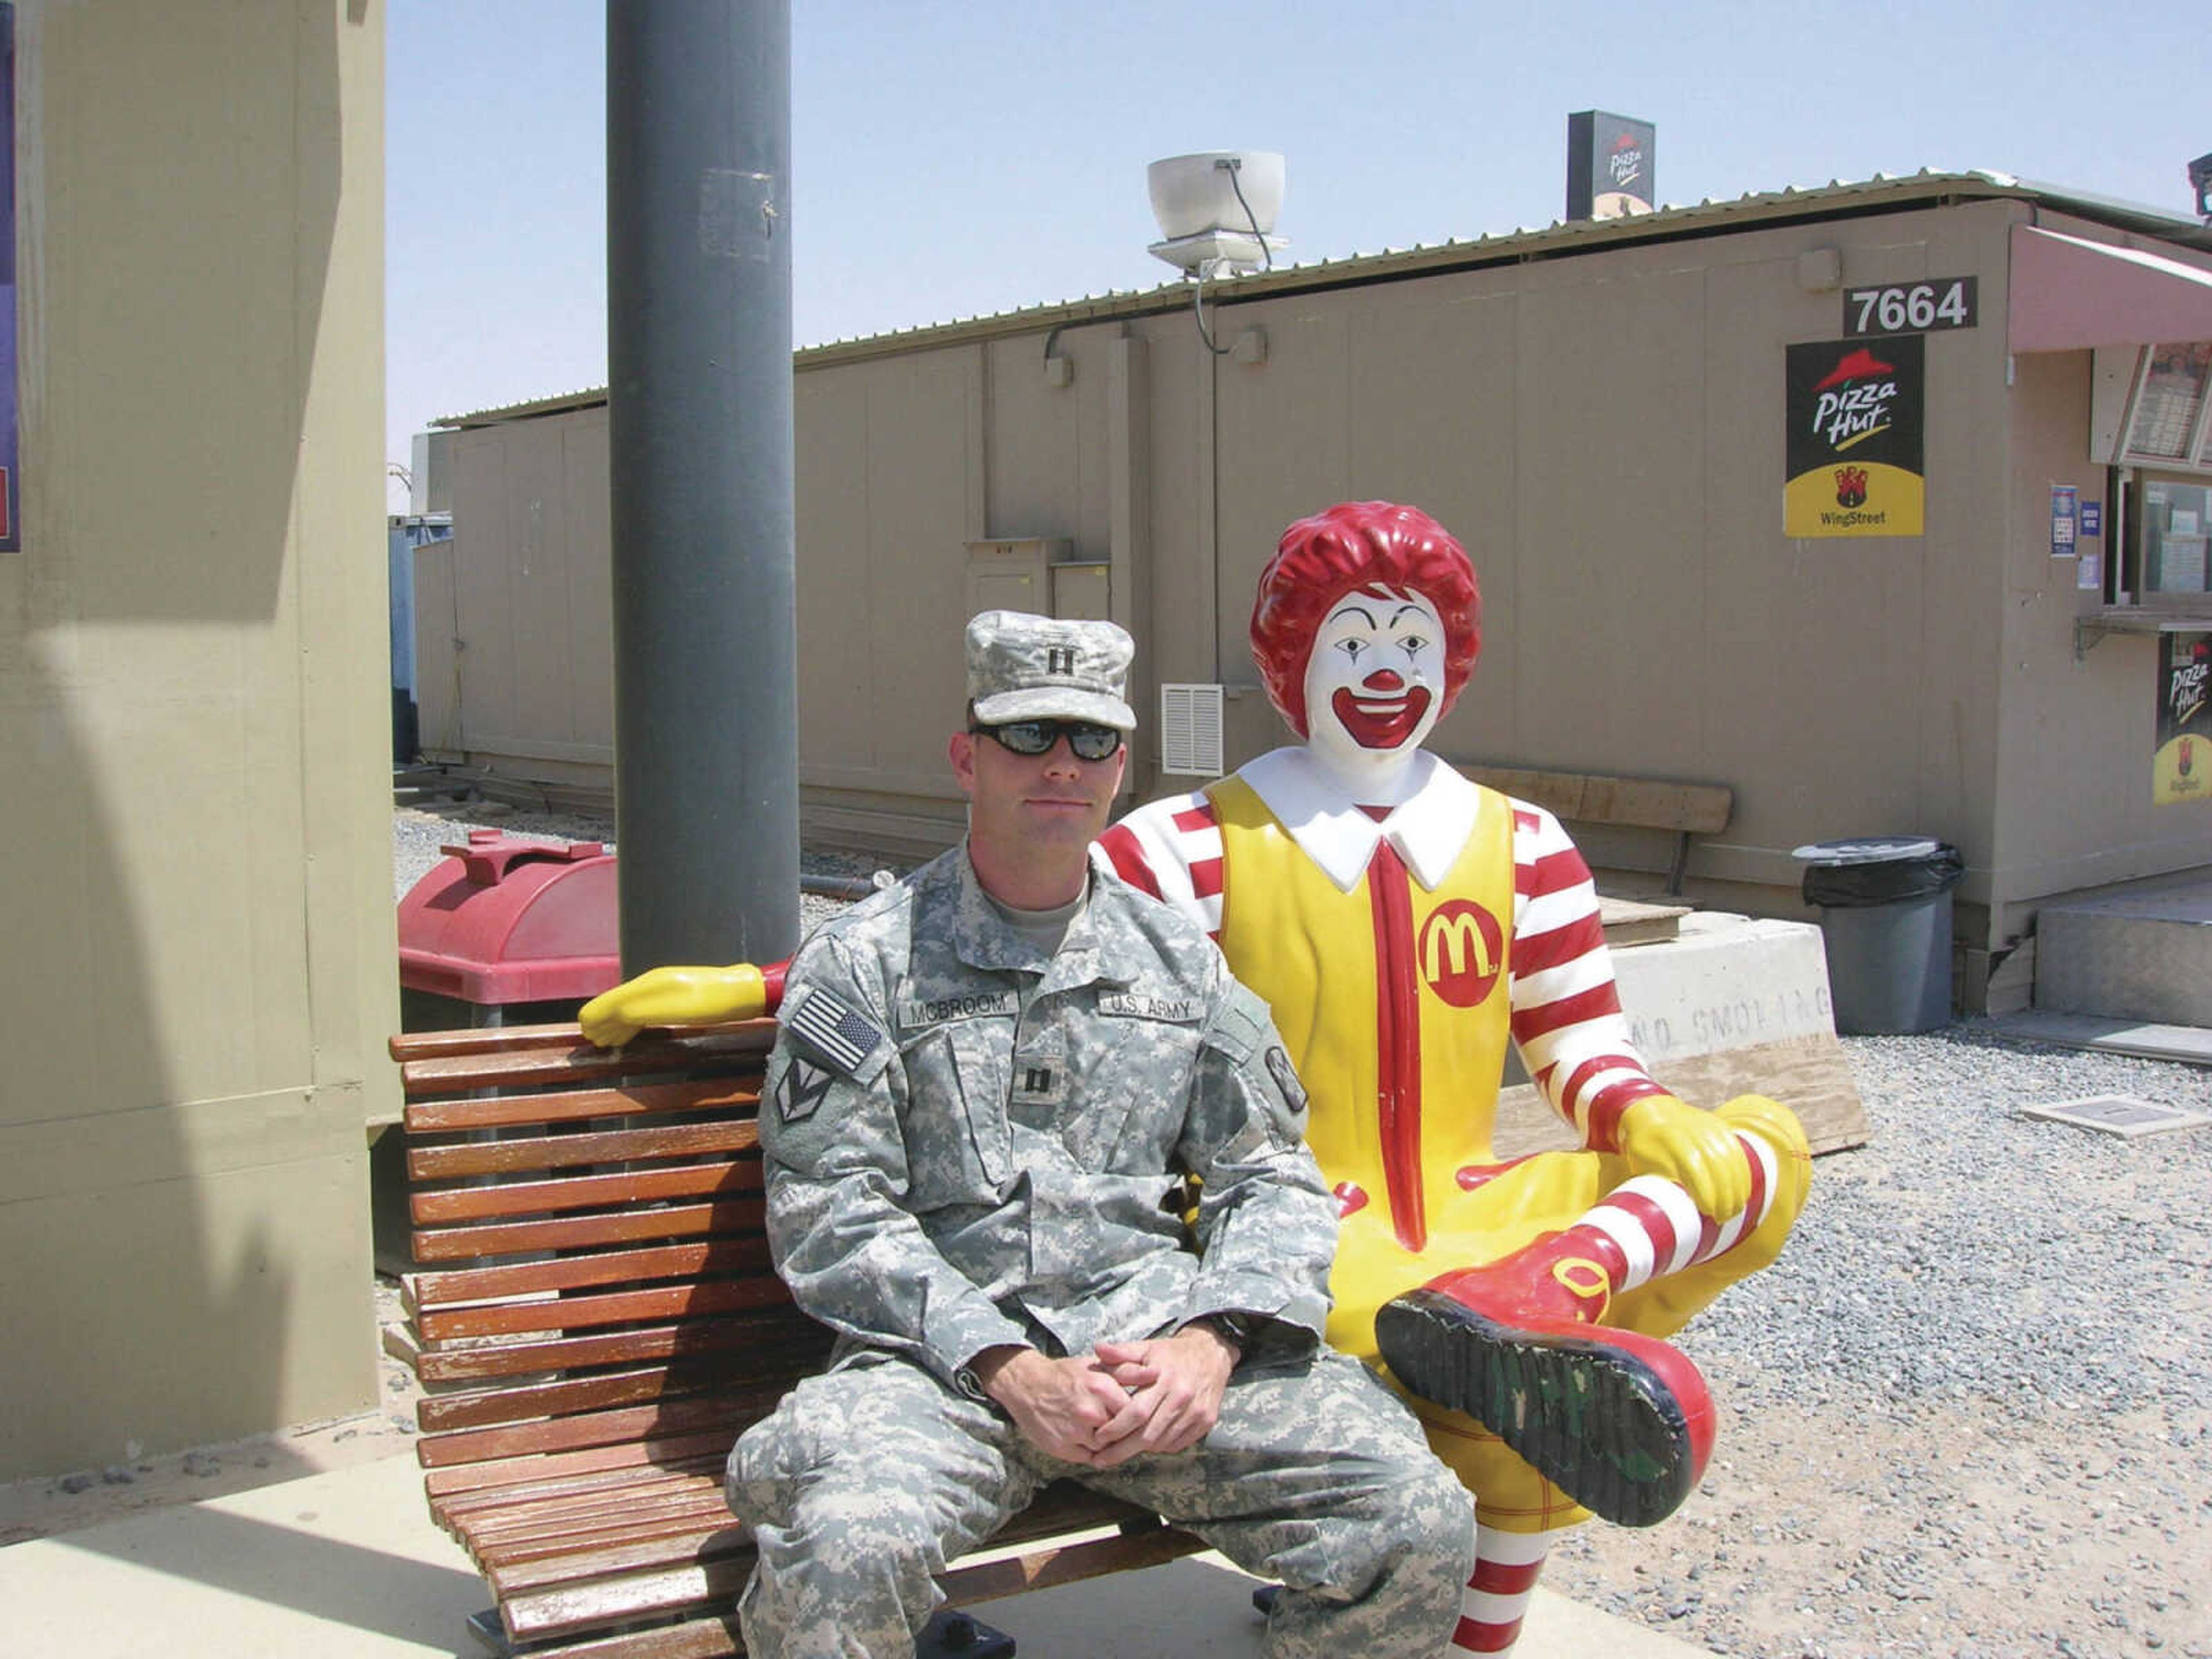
left=385, top=0, right=2210, bottom=507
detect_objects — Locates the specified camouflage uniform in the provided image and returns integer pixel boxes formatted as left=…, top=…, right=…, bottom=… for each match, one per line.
left=729, top=847, right=1475, bottom=1658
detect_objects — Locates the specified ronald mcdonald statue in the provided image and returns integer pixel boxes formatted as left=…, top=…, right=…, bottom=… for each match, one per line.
left=582, top=500, right=1810, bottom=1656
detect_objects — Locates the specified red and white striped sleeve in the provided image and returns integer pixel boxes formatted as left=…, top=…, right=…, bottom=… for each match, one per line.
left=1093, top=790, right=1226, bottom=938
left=1506, top=801, right=1670, bottom=1152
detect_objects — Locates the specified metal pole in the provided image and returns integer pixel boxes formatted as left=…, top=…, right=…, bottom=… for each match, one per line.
left=606, top=0, right=799, bottom=972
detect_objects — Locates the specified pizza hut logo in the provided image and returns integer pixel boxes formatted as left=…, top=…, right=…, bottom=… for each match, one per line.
left=1812, top=348, right=1900, bottom=450
left=1608, top=132, right=1645, bottom=188
left=1834, top=467, right=1869, bottom=508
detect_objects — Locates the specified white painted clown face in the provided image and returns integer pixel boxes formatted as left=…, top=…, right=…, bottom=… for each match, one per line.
left=1301, top=586, right=1446, bottom=789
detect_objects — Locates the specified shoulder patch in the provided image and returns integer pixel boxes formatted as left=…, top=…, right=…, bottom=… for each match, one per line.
left=773, top=1055, right=836, bottom=1124
left=1263, top=1044, right=1308, bottom=1114
left=783, top=984, right=887, bottom=1077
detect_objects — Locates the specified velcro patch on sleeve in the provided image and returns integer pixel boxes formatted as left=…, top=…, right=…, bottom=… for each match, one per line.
left=783, top=984, right=887, bottom=1079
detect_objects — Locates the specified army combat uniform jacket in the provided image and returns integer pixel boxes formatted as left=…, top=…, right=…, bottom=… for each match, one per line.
left=757, top=845, right=1339, bottom=1384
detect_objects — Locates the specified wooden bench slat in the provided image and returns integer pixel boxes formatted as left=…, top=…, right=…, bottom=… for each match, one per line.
left=464, top=1478, right=728, bottom=1547
left=418, top=1361, right=748, bottom=1435
left=410, top=1118, right=762, bottom=1180
left=416, top=1276, right=790, bottom=1343
left=391, top=1020, right=768, bottom=1063
left=411, top=1158, right=762, bottom=1226
left=412, top=1312, right=819, bottom=1387
left=502, top=1552, right=750, bottom=1640
left=417, top=1396, right=759, bottom=1471
left=521, top=1617, right=743, bottom=1659
left=1457, top=764, right=1733, bottom=833
left=399, top=1027, right=777, bottom=1099
left=410, top=1199, right=770, bottom=1264
left=412, top=1238, right=775, bottom=1308
left=443, top=1466, right=726, bottom=1538
left=404, top=1077, right=760, bottom=1134
left=944, top=1523, right=1210, bottom=1603
left=423, top=1430, right=746, bottom=1498
left=487, top=1515, right=752, bottom=1590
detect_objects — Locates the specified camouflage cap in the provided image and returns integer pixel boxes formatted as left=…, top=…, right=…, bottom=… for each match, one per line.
left=965, top=611, right=1137, bottom=730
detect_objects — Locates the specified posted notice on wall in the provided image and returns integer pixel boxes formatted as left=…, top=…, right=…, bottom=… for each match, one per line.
left=1785, top=336, right=1925, bottom=538
left=2154, top=632, right=2211, bottom=807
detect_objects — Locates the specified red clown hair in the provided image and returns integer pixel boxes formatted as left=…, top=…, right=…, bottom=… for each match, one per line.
left=1248, top=501, right=1483, bottom=738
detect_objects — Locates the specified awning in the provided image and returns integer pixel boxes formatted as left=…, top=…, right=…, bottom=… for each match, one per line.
left=2010, top=224, right=2212, bottom=352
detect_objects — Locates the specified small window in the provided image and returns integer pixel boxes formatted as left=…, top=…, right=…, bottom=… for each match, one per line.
left=2124, top=477, right=2212, bottom=604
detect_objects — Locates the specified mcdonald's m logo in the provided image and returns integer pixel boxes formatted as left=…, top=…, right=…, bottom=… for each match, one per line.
left=1046, top=647, right=1076, bottom=675
left=1418, top=900, right=1503, bottom=1009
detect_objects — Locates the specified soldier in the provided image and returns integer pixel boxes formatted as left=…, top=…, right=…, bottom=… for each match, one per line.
left=681, top=612, right=1475, bottom=1658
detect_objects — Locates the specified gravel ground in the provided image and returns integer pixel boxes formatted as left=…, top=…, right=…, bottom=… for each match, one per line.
left=395, top=805, right=2212, bottom=1658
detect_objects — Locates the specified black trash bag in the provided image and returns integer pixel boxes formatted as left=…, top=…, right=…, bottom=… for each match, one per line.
left=1801, top=842, right=1964, bottom=908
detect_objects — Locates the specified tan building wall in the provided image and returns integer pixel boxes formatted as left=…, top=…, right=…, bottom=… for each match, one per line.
left=427, top=183, right=2211, bottom=967
left=0, top=1, right=392, bottom=1480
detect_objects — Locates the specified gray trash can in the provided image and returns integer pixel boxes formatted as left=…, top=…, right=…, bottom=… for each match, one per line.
left=1792, top=836, right=1965, bottom=1035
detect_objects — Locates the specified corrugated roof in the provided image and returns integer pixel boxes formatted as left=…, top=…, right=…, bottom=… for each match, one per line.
left=433, top=169, right=2212, bottom=428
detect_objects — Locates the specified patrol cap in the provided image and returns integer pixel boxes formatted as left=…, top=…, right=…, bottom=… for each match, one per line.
left=965, top=610, right=1137, bottom=731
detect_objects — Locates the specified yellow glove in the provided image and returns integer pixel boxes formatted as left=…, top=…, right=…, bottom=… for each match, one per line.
left=578, top=963, right=772, bottom=1049
left=1615, top=1092, right=1751, bottom=1222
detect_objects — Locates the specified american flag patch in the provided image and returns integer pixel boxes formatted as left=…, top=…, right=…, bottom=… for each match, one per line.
left=786, top=986, right=884, bottom=1074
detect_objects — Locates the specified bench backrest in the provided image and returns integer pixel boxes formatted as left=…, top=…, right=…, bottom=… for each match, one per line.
left=1459, top=764, right=1733, bottom=835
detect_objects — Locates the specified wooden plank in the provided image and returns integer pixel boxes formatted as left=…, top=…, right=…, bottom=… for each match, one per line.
left=415, top=1396, right=757, bottom=1471
left=409, top=1198, right=770, bottom=1264
left=406, top=1078, right=760, bottom=1134
left=431, top=1449, right=732, bottom=1516
left=423, top=1431, right=742, bottom=1497
left=415, top=1276, right=791, bottom=1344
left=409, top=1117, right=760, bottom=1179
left=940, top=1524, right=1209, bottom=1603
left=400, top=1027, right=774, bottom=1100
left=416, top=1361, right=745, bottom=1435
left=1491, top=1030, right=1870, bottom=1160
left=410, top=1312, right=819, bottom=1387
left=502, top=1552, right=749, bottom=1639
left=410, top=1158, right=762, bottom=1226
left=392, top=1019, right=773, bottom=1065
left=411, top=1237, right=776, bottom=1306
left=523, top=1615, right=743, bottom=1659
left=1457, top=763, right=1732, bottom=834
left=488, top=1518, right=752, bottom=1594
left=1596, top=894, right=1688, bottom=949
left=438, top=1460, right=726, bottom=1527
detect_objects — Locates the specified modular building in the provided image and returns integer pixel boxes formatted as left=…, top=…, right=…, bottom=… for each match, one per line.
left=0, top=2, right=393, bottom=1479
left=418, top=170, right=2212, bottom=1007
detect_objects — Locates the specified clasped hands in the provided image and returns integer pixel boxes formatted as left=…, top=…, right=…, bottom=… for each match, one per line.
left=971, top=1326, right=1238, bottom=1468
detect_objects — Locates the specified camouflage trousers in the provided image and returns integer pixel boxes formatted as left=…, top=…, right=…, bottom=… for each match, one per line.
left=727, top=1346, right=1475, bottom=1659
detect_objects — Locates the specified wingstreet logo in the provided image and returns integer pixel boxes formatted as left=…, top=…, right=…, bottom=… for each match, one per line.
left=1810, top=347, right=1899, bottom=451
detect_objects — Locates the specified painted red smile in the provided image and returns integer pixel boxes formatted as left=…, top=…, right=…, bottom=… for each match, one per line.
left=1331, top=683, right=1432, bottom=749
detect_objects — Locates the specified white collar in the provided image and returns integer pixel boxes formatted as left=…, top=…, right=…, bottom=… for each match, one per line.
left=1235, top=747, right=1480, bottom=893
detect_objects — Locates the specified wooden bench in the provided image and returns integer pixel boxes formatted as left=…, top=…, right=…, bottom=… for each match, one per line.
left=389, top=1020, right=1210, bottom=1658
left=1456, top=764, right=1733, bottom=897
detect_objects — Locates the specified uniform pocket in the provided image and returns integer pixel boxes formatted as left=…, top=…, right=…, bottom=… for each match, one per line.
left=900, top=1025, right=1013, bottom=1196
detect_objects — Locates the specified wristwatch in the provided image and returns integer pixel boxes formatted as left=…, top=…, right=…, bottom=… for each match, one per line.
left=1187, top=1310, right=1253, bottom=1358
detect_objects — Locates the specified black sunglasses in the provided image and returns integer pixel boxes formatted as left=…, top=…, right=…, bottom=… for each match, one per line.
left=971, top=719, right=1125, bottom=762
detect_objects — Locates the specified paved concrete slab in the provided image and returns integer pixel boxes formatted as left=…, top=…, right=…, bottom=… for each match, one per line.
left=1986, top=1010, right=2212, bottom=1067
left=0, top=1450, right=1716, bottom=1658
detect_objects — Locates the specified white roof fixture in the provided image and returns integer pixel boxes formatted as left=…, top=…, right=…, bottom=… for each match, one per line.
left=1146, top=151, right=1287, bottom=357
left=1146, top=151, right=1289, bottom=278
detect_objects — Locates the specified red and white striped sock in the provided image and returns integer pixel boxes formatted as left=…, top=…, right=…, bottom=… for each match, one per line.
left=1577, top=1129, right=1783, bottom=1293
left=1447, top=1525, right=1557, bottom=1655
